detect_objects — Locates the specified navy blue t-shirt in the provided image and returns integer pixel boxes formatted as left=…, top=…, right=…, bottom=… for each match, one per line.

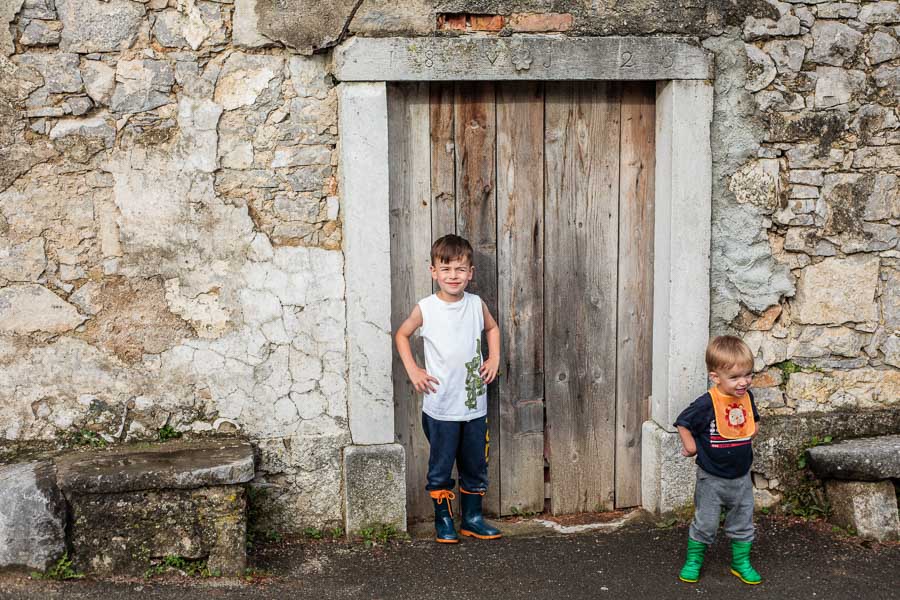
left=674, top=390, right=760, bottom=479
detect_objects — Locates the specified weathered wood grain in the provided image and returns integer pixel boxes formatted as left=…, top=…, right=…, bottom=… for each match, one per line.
left=615, top=83, right=656, bottom=509
left=496, top=82, right=545, bottom=515
left=544, top=82, right=621, bottom=514
left=387, top=83, right=434, bottom=521
left=454, top=82, right=501, bottom=515
left=334, top=36, right=713, bottom=82
left=430, top=83, right=456, bottom=243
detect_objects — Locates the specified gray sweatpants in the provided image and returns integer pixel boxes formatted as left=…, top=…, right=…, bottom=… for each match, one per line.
left=688, top=468, right=755, bottom=545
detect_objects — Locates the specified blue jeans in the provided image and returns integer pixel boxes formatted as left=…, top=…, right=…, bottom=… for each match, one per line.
left=421, top=413, right=489, bottom=493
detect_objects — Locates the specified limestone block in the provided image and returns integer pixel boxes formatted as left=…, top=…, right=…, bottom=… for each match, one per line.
left=69, top=485, right=247, bottom=575
left=817, top=2, right=859, bottom=19
left=255, top=0, right=358, bottom=54
left=851, top=105, right=900, bottom=145
left=809, top=21, right=863, bottom=66
left=852, top=145, right=900, bottom=169
left=793, top=255, right=880, bottom=324
left=730, top=158, right=780, bottom=212
left=0, top=461, right=67, bottom=571
left=233, top=0, right=275, bottom=48
left=869, top=31, right=900, bottom=65
left=753, top=487, right=782, bottom=510
left=641, top=420, right=695, bottom=514
left=882, top=334, right=900, bottom=368
left=874, top=64, right=900, bottom=99
left=20, top=19, right=62, bottom=46
left=814, top=67, right=865, bottom=108
left=349, top=0, right=432, bottom=36
left=110, top=59, right=175, bottom=114
left=81, top=60, right=116, bottom=106
left=0, top=237, right=46, bottom=282
left=213, top=52, right=284, bottom=110
left=789, top=326, right=866, bottom=359
left=808, top=435, right=900, bottom=481
left=826, top=480, right=900, bottom=542
left=859, top=1, right=900, bottom=25
left=743, top=14, right=800, bottom=41
left=0, top=284, right=85, bottom=334
left=786, top=369, right=900, bottom=413
left=343, top=444, right=406, bottom=534
left=763, top=39, right=805, bottom=74
left=13, top=52, right=82, bottom=94
left=56, top=0, right=145, bottom=53
left=744, top=44, right=777, bottom=92
left=0, top=0, right=24, bottom=55
left=56, top=439, right=255, bottom=495
left=20, top=0, right=53, bottom=19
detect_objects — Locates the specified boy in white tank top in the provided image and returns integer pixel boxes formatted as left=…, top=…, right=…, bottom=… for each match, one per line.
left=395, top=234, right=502, bottom=544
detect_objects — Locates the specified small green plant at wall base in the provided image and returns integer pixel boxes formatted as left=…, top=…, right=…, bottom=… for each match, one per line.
left=773, top=359, right=802, bottom=383
left=796, top=435, right=833, bottom=470
left=144, top=555, right=218, bottom=579
left=356, top=523, right=404, bottom=547
left=64, top=429, right=107, bottom=448
left=329, top=526, right=344, bottom=540
left=31, top=553, right=84, bottom=581
left=157, top=425, right=182, bottom=441
left=303, top=527, right=323, bottom=540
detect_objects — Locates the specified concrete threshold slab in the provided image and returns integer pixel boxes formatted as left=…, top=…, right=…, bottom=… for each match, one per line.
left=409, top=509, right=648, bottom=539
left=532, top=509, right=645, bottom=534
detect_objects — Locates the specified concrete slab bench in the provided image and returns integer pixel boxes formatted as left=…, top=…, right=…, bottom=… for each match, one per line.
left=0, top=438, right=254, bottom=576
left=807, top=435, right=900, bottom=542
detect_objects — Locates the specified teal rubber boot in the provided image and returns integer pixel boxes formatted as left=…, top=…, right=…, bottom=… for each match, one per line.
left=429, top=490, right=458, bottom=544
left=459, top=488, right=501, bottom=540
left=730, top=540, right=762, bottom=584
left=678, top=538, right=708, bottom=582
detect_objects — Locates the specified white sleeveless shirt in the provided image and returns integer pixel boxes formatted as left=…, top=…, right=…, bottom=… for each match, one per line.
left=418, top=292, right=487, bottom=421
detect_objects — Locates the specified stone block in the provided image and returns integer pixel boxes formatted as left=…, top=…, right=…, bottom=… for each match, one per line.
left=826, top=480, right=900, bottom=542
left=641, top=421, right=695, bottom=514
left=0, top=461, right=67, bottom=571
left=343, top=444, right=406, bottom=534
left=69, top=485, right=247, bottom=575
left=807, top=435, right=900, bottom=481
left=55, top=439, right=255, bottom=495
left=56, top=0, right=145, bottom=53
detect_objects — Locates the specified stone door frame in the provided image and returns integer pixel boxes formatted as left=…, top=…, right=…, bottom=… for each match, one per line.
left=336, top=35, right=715, bottom=531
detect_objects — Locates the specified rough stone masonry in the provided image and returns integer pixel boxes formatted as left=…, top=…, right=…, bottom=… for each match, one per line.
left=0, top=0, right=898, bottom=531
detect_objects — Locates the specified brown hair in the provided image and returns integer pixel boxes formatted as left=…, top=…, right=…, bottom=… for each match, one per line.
left=430, top=234, right=473, bottom=266
left=705, top=335, right=754, bottom=373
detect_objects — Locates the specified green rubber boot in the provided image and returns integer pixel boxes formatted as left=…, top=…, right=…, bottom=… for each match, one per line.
left=678, top=539, right=708, bottom=583
left=730, top=540, right=762, bottom=585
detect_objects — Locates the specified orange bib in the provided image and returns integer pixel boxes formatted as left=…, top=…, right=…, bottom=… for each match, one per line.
left=710, top=387, right=756, bottom=440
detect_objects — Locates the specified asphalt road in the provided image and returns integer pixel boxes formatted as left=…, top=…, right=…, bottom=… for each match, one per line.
left=1, top=516, right=897, bottom=600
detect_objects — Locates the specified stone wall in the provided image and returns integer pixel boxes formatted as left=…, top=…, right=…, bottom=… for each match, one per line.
left=1, top=0, right=898, bottom=527
left=1, top=0, right=346, bottom=531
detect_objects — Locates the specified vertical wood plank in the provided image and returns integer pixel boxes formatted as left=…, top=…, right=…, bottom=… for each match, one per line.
left=454, top=82, right=500, bottom=515
left=431, top=83, right=456, bottom=241
left=388, top=83, right=434, bottom=522
left=544, top=82, right=621, bottom=514
left=496, top=82, right=545, bottom=515
left=615, top=83, right=656, bottom=508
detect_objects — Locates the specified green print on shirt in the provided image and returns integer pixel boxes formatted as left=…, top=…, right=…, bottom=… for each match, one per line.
left=464, top=339, right=486, bottom=410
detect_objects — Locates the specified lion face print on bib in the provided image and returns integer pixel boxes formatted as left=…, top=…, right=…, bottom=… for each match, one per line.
left=710, top=386, right=756, bottom=440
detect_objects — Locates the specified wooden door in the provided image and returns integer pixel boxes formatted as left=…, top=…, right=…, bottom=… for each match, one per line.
left=390, top=81, right=654, bottom=520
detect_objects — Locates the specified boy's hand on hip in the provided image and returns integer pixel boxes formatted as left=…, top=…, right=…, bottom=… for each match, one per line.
left=409, top=367, right=439, bottom=394
left=479, top=357, right=500, bottom=385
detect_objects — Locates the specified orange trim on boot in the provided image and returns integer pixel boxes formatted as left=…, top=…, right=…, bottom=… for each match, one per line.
left=458, top=488, right=502, bottom=540
left=429, top=489, right=456, bottom=517
left=459, top=487, right=484, bottom=495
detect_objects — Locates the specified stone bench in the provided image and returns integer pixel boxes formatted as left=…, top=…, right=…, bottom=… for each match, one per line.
left=807, top=435, right=900, bottom=541
left=0, top=438, right=254, bottom=576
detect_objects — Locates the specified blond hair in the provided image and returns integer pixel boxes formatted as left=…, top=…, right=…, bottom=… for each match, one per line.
left=705, top=335, right=753, bottom=373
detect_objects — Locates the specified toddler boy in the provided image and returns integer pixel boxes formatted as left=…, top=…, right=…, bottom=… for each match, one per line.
left=675, top=335, right=761, bottom=584
left=394, top=234, right=502, bottom=544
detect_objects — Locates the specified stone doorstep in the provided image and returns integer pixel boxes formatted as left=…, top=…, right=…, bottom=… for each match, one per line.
left=806, top=434, right=900, bottom=481
left=0, top=438, right=255, bottom=575
left=825, top=480, right=900, bottom=542
left=58, top=439, right=255, bottom=576
left=55, top=438, right=255, bottom=494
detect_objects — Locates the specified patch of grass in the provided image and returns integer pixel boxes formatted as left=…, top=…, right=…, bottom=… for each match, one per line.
left=144, top=555, right=219, bottom=579
left=31, top=553, right=84, bottom=581
left=329, top=526, right=344, bottom=540
left=509, top=506, right=538, bottom=518
left=157, top=425, right=182, bottom=442
left=63, top=429, right=108, bottom=448
left=303, top=527, right=323, bottom=540
left=773, top=359, right=802, bottom=383
left=356, top=523, right=404, bottom=548
left=783, top=435, right=834, bottom=520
